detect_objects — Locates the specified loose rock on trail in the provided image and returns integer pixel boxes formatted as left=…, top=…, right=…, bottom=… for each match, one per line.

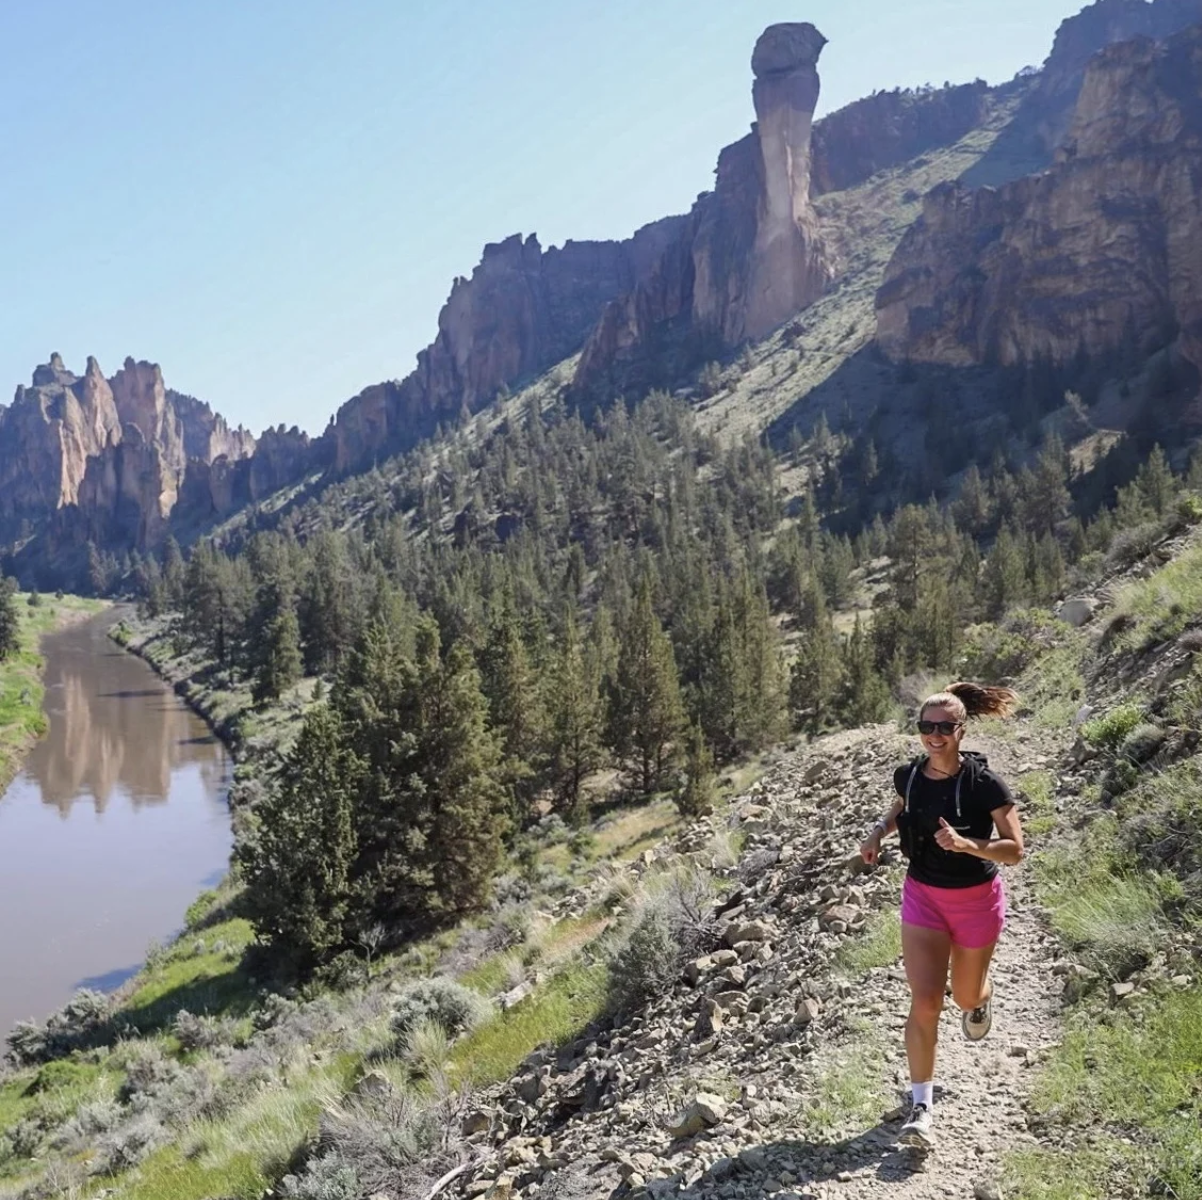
left=458, top=722, right=1069, bottom=1200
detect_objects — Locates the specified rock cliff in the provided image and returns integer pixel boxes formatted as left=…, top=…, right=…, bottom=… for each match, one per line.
left=574, top=24, right=834, bottom=396
left=325, top=224, right=684, bottom=472
left=1027, top=0, right=1201, bottom=154
left=0, top=355, right=301, bottom=568
left=876, top=23, right=1202, bottom=378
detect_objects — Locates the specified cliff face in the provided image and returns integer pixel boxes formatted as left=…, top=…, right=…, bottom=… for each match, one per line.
left=0, top=355, right=304, bottom=564
left=575, top=23, right=834, bottom=396
left=876, top=23, right=1202, bottom=377
left=1028, top=0, right=1201, bottom=153
left=325, top=224, right=684, bottom=472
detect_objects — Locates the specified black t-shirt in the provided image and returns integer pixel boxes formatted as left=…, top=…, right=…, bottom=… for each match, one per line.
left=892, top=757, right=1015, bottom=888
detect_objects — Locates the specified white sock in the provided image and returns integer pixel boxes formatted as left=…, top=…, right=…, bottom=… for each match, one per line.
left=911, top=1081, right=934, bottom=1109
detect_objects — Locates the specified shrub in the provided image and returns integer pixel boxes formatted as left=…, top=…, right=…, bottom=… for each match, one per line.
left=172, top=1009, right=235, bottom=1052
left=1176, top=492, right=1202, bottom=525
left=1082, top=703, right=1144, bottom=752
left=0, top=1118, right=43, bottom=1162
left=1105, top=521, right=1162, bottom=571
left=313, top=949, right=368, bottom=992
left=280, top=1155, right=360, bottom=1200
left=389, top=979, right=491, bottom=1048
left=607, top=903, right=683, bottom=1008
left=485, top=903, right=532, bottom=953
left=4, top=989, right=112, bottom=1066
left=52, top=1098, right=122, bottom=1150
left=118, top=1041, right=181, bottom=1102
left=317, top=1088, right=454, bottom=1197
left=95, top=1113, right=166, bottom=1174
left=1119, top=722, right=1165, bottom=765
left=26, top=591, right=41, bottom=607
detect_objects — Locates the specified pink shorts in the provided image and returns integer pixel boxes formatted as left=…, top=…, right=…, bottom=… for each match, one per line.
left=901, top=875, right=1006, bottom=949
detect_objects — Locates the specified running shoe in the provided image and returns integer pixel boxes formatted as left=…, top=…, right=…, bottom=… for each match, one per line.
left=962, top=992, right=992, bottom=1041
left=898, top=1102, right=934, bottom=1149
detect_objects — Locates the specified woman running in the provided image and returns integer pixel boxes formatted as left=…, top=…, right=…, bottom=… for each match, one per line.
left=859, top=682, right=1024, bottom=1150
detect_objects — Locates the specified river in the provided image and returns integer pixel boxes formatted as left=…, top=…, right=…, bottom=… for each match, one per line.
left=0, top=612, right=233, bottom=1039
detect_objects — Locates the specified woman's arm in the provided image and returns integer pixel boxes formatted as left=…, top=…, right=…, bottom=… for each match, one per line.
left=935, top=804, right=1024, bottom=865
left=860, top=795, right=905, bottom=864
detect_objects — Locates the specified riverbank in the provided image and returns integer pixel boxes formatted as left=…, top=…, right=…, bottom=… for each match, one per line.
left=0, top=593, right=105, bottom=791
left=110, top=613, right=318, bottom=770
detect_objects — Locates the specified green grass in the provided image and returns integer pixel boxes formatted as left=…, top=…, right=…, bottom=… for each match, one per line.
left=117, top=916, right=257, bottom=1033
left=1036, top=824, right=1168, bottom=979
left=459, top=951, right=521, bottom=997
left=1110, top=541, right=1202, bottom=651
left=1019, top=638, right=1087, bottom=730
left=450, top=963, right=608, bottom=1085
left=796, top=1043, right=889, bottom=1141
left=106, top=1056, right=355, bottom=1200
left=1017, top=770, right=1056, bottom=837
left=1007, top=987, right=1202, bottom=1200
left=836, top=909, right=901, bottom=973
left=0, top=594, right=104, bottom=786
left=0, top=1057, right=123, bottom=1180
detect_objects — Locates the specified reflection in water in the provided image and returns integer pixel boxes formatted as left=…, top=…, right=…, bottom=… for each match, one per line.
left=0, top=612, right=233, bottom=1036
left=28, top=641, right=220, bottom=813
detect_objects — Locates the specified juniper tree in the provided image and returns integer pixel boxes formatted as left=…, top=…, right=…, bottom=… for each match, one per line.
left=676, top=723, right=717, bottom=818
left=237, top=703, right=359, bottom=972
left=609, top=578, right=685, bottom=795
left=0, top=577, right=19, bottom=661
left=335, top=617, right=509, bottom=927
left=546, top=607, right=602, bottom=818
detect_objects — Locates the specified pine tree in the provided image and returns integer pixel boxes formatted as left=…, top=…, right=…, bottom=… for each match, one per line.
left=952, top=463, right=992, bottom=535
left=788, top=616, right=842, bottom=735
left=546, top=608, right=602, bottom=819
left=732, top=571, right=785, bottom=753
left=608, top=578, right=686, bottom=795
left=675, top=723, right=716, bottom=817
left=237, top=704, right=359, bottom=971
left=251, top=578, right=304, bottom=705
left=837, top=616, right=892, bottom=726
left=1134, top=444, right=1175, bottom=516
left=981, top=525, right=1027, bottom=620
left=479, top=595, right=546, bottom=819
left=162, top=536, right=185, bottom=609
left=0, top=577, right=19, bottom=661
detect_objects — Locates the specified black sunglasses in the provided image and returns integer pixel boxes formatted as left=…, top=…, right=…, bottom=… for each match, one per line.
left=917, top=720, right=962, bottom=736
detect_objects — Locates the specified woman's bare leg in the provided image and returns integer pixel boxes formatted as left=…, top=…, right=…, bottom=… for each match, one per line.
left=902, top=921, right=952, bottom=1083
left=950, top=940, right=997, bottom=1012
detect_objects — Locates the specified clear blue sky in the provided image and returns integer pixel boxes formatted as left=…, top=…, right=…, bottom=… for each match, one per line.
left=1, top=0, right=1084, bottom=436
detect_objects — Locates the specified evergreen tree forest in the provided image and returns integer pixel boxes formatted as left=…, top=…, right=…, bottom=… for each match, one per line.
left=139, top=386, right=1202, bottom=972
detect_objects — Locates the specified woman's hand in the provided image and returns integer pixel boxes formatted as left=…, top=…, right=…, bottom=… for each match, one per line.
left=935, top=817, right=972, bottom=853
left=860, top=831, right=882, bottom=865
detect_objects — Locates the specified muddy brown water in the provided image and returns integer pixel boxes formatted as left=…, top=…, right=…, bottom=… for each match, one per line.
left=0, top=612, right=232, bottom=1039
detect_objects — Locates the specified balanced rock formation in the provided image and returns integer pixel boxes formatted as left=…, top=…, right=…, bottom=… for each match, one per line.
left=876, top=22, right=1202, bottom=377
left=575, top=23, right=833, bottom=396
